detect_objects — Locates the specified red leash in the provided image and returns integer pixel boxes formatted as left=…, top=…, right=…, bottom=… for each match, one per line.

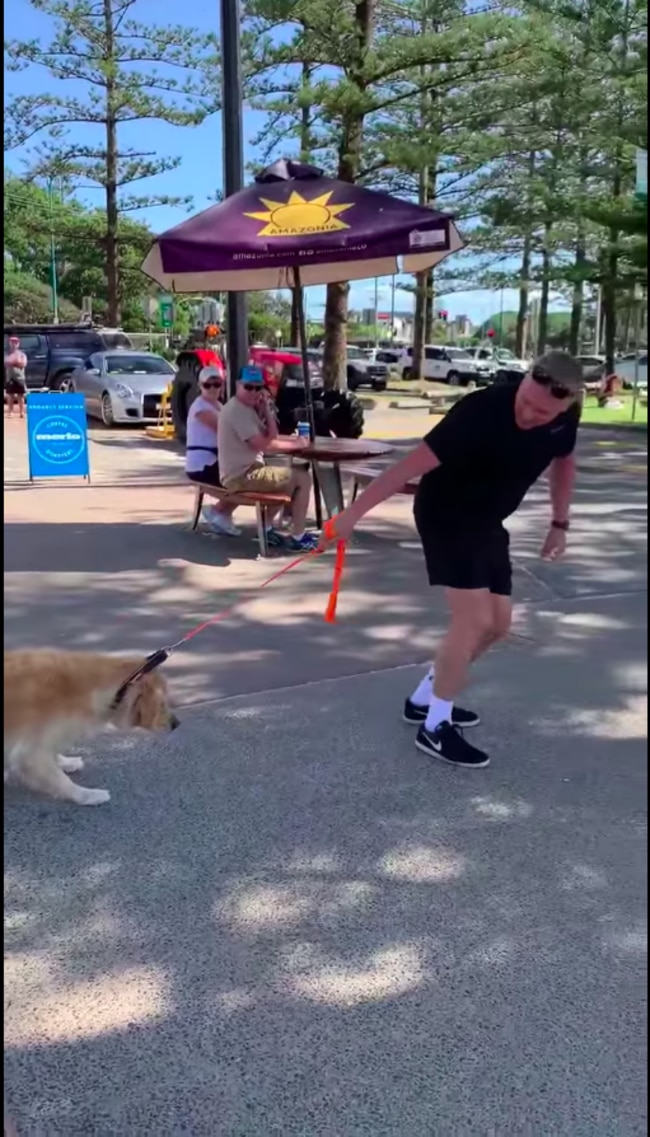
left=322, top=518, right=347, bottom=623
left=114, top=530, right=347, bottom=700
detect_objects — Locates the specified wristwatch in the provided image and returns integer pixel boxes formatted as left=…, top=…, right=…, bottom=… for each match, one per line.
left=551, top=519, right=570, bottom=531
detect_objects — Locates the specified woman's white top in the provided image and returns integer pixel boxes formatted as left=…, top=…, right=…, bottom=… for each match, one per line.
left=185, top=396, right=220, bottom=473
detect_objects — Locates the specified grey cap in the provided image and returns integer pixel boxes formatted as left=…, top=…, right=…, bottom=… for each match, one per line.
left=533, top=350, right=584, bottom=391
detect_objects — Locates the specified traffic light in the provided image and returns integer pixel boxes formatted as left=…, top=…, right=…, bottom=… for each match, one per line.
left=437, top=309, right=448, bottom=321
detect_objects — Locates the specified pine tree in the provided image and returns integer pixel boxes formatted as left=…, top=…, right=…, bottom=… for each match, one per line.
left=5, top=0, right=218, bottom=324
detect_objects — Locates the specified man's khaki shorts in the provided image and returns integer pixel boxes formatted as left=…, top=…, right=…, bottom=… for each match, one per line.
left=224, top=465, right=295, bottom=494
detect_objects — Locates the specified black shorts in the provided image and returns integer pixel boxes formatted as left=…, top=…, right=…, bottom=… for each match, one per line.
left=5, top=379, right=26, bottom=396
left=415, top=518, right=512, bottom=596
left=186, top=461, right=222, bottom=487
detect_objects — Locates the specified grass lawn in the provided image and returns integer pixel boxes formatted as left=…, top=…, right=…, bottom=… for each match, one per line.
left=580, top=397, right=648, bottom=426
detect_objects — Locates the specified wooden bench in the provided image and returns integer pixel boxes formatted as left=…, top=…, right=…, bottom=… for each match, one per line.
left=190, top=482, right=292, bottom=556
left=344, top=464, right=419, bottom=506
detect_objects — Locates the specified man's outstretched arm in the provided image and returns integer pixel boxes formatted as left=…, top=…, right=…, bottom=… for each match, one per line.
left=540, top=453, right=577, bottom=560
left=549, top=452, right=576, bottom=524
left=324, top=442, right=441, bottom=542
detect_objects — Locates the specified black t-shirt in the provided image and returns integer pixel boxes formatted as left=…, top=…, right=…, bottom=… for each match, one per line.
left=415, top=382, right=579, bottom=529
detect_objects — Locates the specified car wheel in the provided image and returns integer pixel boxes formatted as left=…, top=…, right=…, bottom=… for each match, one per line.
left=447, top=371, right=461, bottom=386
left=49, top=371, right=72, bottom=392
left=101, top=392, right=115, bottom=427
left=59, top=376, right=75, bottom=393
left=372, top=380, right=387, bottom=391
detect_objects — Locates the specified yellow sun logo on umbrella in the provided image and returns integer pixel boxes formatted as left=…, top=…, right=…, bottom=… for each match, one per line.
left=245, top=191, right=353, bottom=237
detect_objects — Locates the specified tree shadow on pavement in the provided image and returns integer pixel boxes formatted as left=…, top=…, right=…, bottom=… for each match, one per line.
left=4, top=654, right=647, bottom=1135
left=4, top=433, right=647, bottom=1135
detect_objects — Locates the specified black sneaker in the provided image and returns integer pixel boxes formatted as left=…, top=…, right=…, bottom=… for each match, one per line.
left=403, top=698, right=480, bottom=729
left=415, top=722, right=490, bottom=768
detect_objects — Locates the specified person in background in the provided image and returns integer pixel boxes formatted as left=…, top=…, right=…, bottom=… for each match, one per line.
left=217, top=365, right=317, bottom=551
left=4, top=336, right=28, bottom=418
left=185, top=365, right=241, bottom=537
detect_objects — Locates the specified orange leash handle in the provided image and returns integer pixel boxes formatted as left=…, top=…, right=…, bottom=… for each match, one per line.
left=323, top=518, right=347, bottom=623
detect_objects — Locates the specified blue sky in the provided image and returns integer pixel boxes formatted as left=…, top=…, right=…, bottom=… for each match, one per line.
left=4, top=0, right=554, bottom=326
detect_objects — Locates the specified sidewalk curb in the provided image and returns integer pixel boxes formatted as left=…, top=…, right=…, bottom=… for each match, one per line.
left=579, top=421, right=647, bottom=435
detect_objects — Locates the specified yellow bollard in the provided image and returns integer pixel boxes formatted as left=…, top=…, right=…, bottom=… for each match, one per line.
left=145, top=382, right=176, bottom=440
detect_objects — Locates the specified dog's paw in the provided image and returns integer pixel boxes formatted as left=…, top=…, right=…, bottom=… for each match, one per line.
left=76, top=787, right=111, bottom=807
left=58, top=755, right=85, bottom=773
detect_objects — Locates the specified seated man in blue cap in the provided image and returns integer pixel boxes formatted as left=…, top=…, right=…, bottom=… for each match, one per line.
left=217, top=365, right=317, bottom=550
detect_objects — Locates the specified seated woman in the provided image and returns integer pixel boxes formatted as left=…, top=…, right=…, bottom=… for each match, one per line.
left=185, top=365, right=241, bottom=536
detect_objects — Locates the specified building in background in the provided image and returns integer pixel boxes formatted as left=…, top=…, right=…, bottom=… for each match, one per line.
left=452, top=314, right=473, bottom=339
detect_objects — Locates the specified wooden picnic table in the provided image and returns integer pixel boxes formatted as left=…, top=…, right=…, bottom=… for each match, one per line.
left=280, top=435, right=394, bottom=516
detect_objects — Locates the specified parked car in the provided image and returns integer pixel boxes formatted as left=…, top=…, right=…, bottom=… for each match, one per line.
left=466, top=347, right=529, bottom=378
left=3, top=323, right=132, bottom=391
left=67, top=351, right=176, bottom=425
left=400, top=344, right=491, bottom=386
left=345, top=346, right=388, bottom=391
left=575, top=354, right=608, bottom=385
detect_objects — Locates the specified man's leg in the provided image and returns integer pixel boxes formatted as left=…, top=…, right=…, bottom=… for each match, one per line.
left=234, top=466, right=316, bottom=547
left=412, top=586, right=493, bottom=767
left=471, top=593, right=513, bottom=661
left=431, top=587, right=496, bottom=707
left=407, top=591, right=512, bottom=724
left=409, top=522, right=514, bottom=767
left=286, top=466, right=312, bottom=537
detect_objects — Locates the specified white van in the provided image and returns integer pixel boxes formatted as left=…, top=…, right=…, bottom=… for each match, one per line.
left=399, top=345, right=491, bottom=386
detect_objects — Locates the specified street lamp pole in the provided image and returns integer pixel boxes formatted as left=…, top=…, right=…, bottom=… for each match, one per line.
left=220, top=0, right=248, bottom=396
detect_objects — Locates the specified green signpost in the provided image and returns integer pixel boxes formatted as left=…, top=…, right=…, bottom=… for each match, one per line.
left=159, top=296, right=174, bottom=329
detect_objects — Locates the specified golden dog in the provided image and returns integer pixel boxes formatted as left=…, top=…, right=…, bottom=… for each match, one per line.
left=4, top=649, right=179, bottom=806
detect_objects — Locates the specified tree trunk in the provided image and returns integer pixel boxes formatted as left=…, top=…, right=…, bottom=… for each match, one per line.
left=515, top=147, right=536, bottom=357
left=568, top=234, right=586, bottom=355
left=424, top=270, right=434, bottom=343
left=412, top=276, right=426, bottom=379
left=104, top=0, right=120, bottom=326
left=322, top=0, right=374, bottom=389
left=516, top=233, right=531, bottom=358
left=536, top=222, right=552, bottom=355
left=292, top=60, right=311, bottom=347
left=411, top=159, right=433, bottom=379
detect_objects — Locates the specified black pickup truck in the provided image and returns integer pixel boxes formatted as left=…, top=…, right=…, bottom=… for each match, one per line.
left=3, top=323, right=132, bottom=390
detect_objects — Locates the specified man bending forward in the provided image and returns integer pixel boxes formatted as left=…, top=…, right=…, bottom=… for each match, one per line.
left=325, top=351, right=583, bottom=769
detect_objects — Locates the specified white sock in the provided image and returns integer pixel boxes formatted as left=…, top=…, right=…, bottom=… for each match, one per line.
left=425, top=694, right=454, bottom=732
left=411, top=665, right=435, bottom=707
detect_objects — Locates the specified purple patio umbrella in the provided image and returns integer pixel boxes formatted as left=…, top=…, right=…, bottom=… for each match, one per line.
left=142, top=160, right=464, bottom=430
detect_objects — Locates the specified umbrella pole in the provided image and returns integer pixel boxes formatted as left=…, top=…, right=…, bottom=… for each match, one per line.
left=294, top=268, right=322, bottom=529
left=293, top=269, right=316, bottom=440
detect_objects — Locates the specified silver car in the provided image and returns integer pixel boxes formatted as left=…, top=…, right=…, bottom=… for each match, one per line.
left=68, top=351, right=176, bottom=425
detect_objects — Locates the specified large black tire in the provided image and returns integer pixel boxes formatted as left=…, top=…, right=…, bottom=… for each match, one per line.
left=319, top=388, right=365, bottom=439
left=49, top=370, right=73, bottom=392
left=346, top=366, right=360, bottom=391
left=170, top=352, right=201, bottom=443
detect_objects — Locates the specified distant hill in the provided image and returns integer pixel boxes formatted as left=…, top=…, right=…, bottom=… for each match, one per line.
left=479, top=311, right=570, bottom=336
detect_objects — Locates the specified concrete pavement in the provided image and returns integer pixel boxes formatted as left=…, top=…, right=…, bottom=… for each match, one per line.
left=4, top=410, right=648, bottom=1134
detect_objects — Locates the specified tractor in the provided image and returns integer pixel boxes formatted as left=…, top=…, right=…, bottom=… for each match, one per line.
left=170, top=338, right=365, bottom=444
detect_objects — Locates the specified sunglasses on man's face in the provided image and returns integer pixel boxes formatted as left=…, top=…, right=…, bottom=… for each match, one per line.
left=531, top=367, right=575, bottom=401
left=242, top=383, right=262, bottom=393
left=201, top=381, right=221, bottom=390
